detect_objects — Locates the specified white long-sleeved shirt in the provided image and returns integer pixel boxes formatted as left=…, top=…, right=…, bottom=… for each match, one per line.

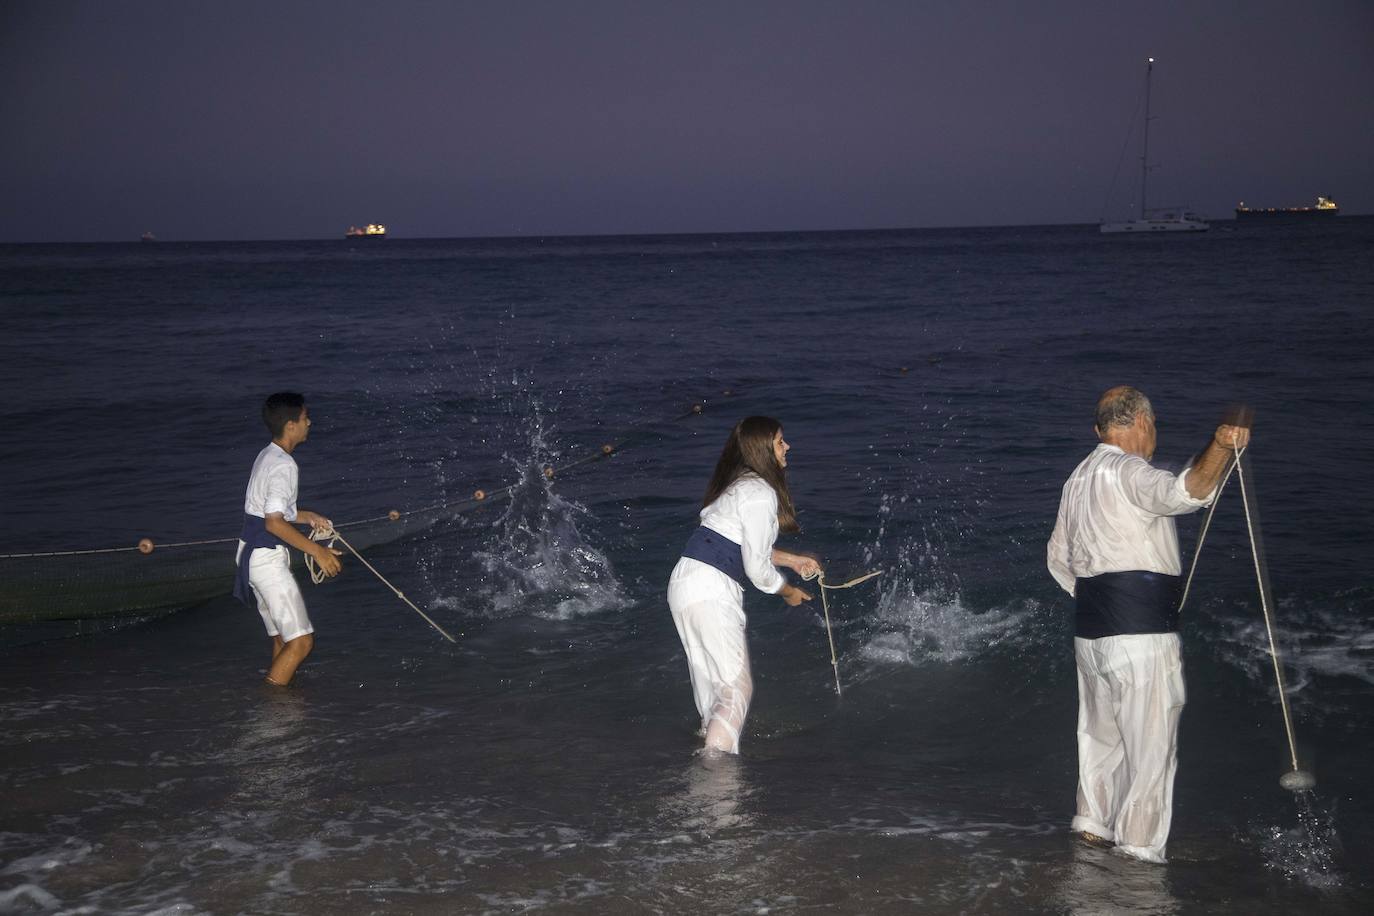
left=1047, top=444, right=1213, bottom=595
left=243, top=443, right=299, bottom=521
left=698, top=474, right=787, bottom=594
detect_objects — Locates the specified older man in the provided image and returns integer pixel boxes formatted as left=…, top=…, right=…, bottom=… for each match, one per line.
left=1047, top=386, right=1250, bottom=864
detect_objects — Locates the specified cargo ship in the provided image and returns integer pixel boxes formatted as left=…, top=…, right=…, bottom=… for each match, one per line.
left=345, top=223, right=387, bottom=238
left=1234, top=197, right=1339, bottom=220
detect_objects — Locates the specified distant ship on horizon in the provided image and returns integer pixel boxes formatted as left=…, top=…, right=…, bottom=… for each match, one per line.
left=346, top=223, right=387, bottom=239
left=1234, top=196, right=1339, bottom=220
left=140, top=231, right=156, bottom=242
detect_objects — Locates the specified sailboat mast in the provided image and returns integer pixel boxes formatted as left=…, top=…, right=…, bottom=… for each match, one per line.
left=1099, top=56, right=1204, bottom=232
left=1140, top=57, right=1154, bottom=220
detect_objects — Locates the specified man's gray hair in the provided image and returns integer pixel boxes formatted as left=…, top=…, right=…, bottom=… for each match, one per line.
left=1095, top=386, right=1154, bottom=432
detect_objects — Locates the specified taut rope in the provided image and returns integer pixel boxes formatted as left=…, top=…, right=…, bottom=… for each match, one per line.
left=1179, top=445, right=1310, bottom=787
left=306, top=526, right=457, bottom=643
left=1177, top=449, right=1240, bottom=613
left=1234, top=452, right=1304, bottom=777
left=803, top=568, right=884, bottom=696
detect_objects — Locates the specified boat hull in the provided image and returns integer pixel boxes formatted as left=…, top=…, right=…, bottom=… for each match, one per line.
left=1100, top=218, right=1209, bottom=234
left=1234, top=208, right=1340, bottom=220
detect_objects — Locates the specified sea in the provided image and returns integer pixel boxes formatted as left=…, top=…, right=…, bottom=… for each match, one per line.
left=1, top=219, right=1372, bottom=914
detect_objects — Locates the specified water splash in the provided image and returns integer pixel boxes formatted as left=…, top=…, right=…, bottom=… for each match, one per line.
left=469, top=405, right=628, bottom=620
left=1254, top=791, right=1343, bottom=890
left=851, top=494, right=1028, bottom=667
left=857, top=581, right=1025, bottom=667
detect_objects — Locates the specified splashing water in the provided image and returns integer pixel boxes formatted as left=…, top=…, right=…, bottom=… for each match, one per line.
left=851, top=495, right=1027, bottom=667
left=857, top=580, right=1024, bottom=667
left=1254, top=791, right=1344, bottom=890
left=469, top=409, right=628, bottom=620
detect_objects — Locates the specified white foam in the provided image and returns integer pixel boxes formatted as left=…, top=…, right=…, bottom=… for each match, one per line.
left=857, top=581, right=1025, bottom=667
left=1, top=839, right=92, bottom=875
left=846, top=492, right=1038, bottom=668
left=1208, top=591, right=1374, bottom=719
left=0, top=884, right=59, bottom=909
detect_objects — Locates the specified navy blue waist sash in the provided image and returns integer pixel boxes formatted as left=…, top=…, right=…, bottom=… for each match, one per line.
left=1075, top=571, right=1182, bottom=639
left=234, top=513, right=288, bottom=605
left=681, top=526, right=746, bottom=586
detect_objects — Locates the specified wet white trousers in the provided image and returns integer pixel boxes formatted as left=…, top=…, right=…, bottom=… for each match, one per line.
left=668, top=558, right=752, bottom=755
left=1072, top=632, right=1185, bottom=864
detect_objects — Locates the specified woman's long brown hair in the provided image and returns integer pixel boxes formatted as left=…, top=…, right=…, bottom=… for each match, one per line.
left=702, top=416, right=799, bottom=533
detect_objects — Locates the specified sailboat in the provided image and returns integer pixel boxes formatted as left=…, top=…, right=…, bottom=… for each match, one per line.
left=1100, top=58, right=1208, bottom=234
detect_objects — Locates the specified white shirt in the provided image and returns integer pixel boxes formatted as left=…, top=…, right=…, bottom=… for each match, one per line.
left=1047, top=443, right=1213, bottom=595
left=699, top=474, right=786, bottom=594
left=243, top=442, right=299, bottom=521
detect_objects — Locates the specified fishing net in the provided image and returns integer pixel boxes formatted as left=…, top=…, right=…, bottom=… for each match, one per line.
left=0, top=496, right=496, bottom=625
left=0, top=406, right=702, bottom=628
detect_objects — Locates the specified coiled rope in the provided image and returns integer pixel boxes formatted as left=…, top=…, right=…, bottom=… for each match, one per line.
left=802, top=568, right=884, bottom=696
left=305, top=525, right=457, bottom=643
left=1179, top=445, right=1313, bottom=790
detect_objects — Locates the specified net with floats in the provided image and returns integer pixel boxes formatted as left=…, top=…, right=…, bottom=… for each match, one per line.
left=0, top=402, right=711, bottom=626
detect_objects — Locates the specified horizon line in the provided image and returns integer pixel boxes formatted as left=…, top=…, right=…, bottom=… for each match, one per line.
left=2, top=213, right=1367, bottom=247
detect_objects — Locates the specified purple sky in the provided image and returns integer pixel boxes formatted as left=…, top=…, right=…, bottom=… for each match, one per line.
left=3, top=0, right=1370, bottom=242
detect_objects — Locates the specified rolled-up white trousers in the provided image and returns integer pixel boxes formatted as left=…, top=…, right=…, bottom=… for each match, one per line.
left=667, top=558, right=751, bottom=754
left=235, top=543, right=313, bottom=643
left=1072, top=632, right=1185, bottom=864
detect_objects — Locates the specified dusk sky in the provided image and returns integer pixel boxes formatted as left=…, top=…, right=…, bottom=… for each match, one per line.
left=3, top=1, right=1370, bottom=243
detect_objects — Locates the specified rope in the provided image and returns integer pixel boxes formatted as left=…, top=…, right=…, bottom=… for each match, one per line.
left=305, top=525, right=458, bottom=644
left=1233, top=452, right=1304, bottom=774
left=0, top=536, right=238, bottom=558
left=802, top=568, right=884, bottom=696
left=1177, top=448, right=1241, bottom=613
left=1178, top=445, right=1306, bottom=781
left=1100, top=74, right=1147, bottom=222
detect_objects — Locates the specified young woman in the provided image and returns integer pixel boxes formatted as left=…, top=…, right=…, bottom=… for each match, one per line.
left=668, top=416, right=821, bottom=755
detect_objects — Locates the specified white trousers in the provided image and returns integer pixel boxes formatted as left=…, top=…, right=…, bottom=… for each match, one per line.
left=1072, top=633, right=1185, bottom=864
left=667, top=558, right=752, bottom=755
left=236, top=543, right=313, bottom=643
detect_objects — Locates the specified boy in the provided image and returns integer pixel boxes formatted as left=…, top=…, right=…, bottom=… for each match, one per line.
left=234, top=392, right=343, bottom=686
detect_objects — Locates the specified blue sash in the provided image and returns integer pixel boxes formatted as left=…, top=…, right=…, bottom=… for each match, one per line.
left=234, top=513, right=288, bottom=605
left=1075, top=571, right=1182, bottom=639
left=681, top=526, right=746, bottom=586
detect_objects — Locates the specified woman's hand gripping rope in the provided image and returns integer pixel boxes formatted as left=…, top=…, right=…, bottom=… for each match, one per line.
left=306, top=526, right=458, bottom=644
left=801, top=567, right=885, bottom=697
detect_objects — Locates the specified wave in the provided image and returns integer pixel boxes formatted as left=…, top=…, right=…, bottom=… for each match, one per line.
left=1205, top=588, right=1374, bottom=721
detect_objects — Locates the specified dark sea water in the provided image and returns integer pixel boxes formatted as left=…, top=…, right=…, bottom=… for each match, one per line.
left=2, top=221, right=1372, bottom=914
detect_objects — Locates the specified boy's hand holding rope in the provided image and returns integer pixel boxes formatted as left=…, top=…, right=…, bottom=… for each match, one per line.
left=305, top=525, right=458, bottom=643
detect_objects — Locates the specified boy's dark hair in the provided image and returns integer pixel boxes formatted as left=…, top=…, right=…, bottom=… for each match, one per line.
left=263, top=392, right=306, bottom=438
